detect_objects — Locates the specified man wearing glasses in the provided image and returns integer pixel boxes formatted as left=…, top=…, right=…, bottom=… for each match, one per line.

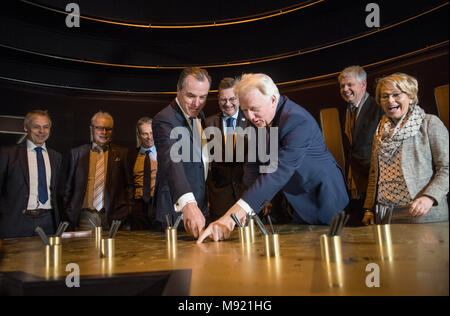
left=64, top=111, right=132, bottom=231
left=206, top=77, right=248, bottom=221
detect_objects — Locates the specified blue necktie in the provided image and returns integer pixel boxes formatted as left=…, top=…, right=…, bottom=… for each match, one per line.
left=226, top=117, right=235, bottom=132
left=35, top=147, right=48, bottom=204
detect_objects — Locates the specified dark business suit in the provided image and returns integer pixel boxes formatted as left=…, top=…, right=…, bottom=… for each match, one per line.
left=342, top=94, right=383, bottom=225
left=242, top=96, right=349, bottom=225
left=0, top=142, right=61, bottom=238
left=205, top=109, right=248, bottom=220
left=152, top=100, right=208, bottom=227
left=64, top=144, right=132, bottom=229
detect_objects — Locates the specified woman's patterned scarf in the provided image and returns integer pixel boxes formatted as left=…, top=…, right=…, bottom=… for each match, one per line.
left=375, top=104, right=425, bottom=160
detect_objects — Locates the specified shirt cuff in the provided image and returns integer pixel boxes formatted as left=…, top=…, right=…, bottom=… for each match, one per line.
left=237, top=199, right=255, bottom=216
left=174, top=193, right=197, bottom=212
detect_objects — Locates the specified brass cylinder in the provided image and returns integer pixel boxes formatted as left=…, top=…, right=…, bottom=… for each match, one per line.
left=100, top=238, right=115, bottom=258
left=48, top=236, right=61, bottom=246
left=94, top=226, right=102, bottom=248
left=264, top=234, right=280, bottom=257
left=166, top=228, right=177, bottom=247
left=374, top=224, right=394, bottom=262
left=320, top=234, right=342, bottom=263
left=45, top=244, right=62, bottom=268
left=320, top=234, right=343, bottom=287
left=238, top=226, right=251, bottom=245
left=248, top=218, right=256, bottom=243
left=94, top=226, right=102, bottom=239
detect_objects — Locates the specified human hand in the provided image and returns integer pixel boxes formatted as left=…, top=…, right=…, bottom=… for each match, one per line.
left=409, top=196, right=434, bottom=217
left=362, top=210, right=375, bottom=226
left=197, top=203, right=247, bottom=243
left=261, top=202, right=272, bottom=216
left=182, top=202, right=205, bottom=238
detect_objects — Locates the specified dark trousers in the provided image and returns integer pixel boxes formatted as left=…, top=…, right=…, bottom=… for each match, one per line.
left=345, top=196, right=366, bottom=227
left=79, top=209, right=109, bottom=230
left=130, top=198, right=160, bottom=230
left=19, top=211, right=55, bottom=237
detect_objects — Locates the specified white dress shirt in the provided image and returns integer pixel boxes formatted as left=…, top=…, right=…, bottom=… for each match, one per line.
left=174, top=98, right=209, bottom=212
left=26, top=140, right=52, bottom=210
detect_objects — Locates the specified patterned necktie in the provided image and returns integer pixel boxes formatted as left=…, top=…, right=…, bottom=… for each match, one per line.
left=93, top=149, right=105, bottom=211
left=34, top=147, right=48, bottom=204
left=143, top=150, right=151, bottom=203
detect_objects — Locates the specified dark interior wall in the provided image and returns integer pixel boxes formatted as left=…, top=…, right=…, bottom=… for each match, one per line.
left=1, top=46, right=448, bottom=157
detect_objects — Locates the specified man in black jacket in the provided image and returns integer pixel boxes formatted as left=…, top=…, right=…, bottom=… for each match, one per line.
left=339, top=66, right=384, bottom=225
left=206, top=77, right=248, bottom=221
left=0, top=110, right=62, bottom=238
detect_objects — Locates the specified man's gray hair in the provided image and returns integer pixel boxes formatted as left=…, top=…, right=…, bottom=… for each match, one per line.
left=136, top=116, right=153, bottom=147
left=234, top=73, right=280, bottom=102
left=24, top=110, right=52, bottom=128
left=338, top=66, right=367, bottom=83
left=90, top=111, right=114, bottom=126
left=177, top=67, right=212, bottom=91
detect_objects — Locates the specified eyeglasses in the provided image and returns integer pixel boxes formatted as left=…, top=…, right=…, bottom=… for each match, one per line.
left=92, top=125, right=113, bottom=132
left=219, top=97, right=238, bottom=104
left=380, top=92, right=404, bottom=101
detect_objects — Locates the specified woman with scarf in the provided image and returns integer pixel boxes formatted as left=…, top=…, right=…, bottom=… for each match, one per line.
left=362, top=73, right=448, bottom=225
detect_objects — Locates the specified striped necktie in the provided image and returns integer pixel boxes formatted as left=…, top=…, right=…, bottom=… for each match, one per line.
left=93, top=149, right=105, bottom=211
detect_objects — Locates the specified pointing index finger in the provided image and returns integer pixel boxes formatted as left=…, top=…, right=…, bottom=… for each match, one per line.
left=197, top=225, right=212, bottom=244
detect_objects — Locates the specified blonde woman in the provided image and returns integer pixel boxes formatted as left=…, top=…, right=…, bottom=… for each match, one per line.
left=363, top=73, right=448, bottom=224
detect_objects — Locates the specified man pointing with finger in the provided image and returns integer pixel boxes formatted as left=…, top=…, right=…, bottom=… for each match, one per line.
left=153, top=67, right=211, bottom=238
left=198, top=73, right=349, bottom=243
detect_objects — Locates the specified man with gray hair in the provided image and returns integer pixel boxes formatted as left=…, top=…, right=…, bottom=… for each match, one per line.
left=64, top=111, right=132, bottom=230
left=0, top=110, right=62, bottom=238
left=153, top=67, right=211, bottom=238
left=338, top=66, right=383, bottom=225
left=127, top=117, right=158, bottom=230
left=198, top=73, right=349, bottom=243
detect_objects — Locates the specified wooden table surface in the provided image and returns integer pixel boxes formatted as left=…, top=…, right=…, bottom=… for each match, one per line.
left=0, top=223, right=448, bottom=295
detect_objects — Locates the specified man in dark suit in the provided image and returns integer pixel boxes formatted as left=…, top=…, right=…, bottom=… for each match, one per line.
left=206, top=77, right=248, bottom=221
left=128, top=117, right=158, bottom=230
left=338, top=66, right=384, bottom=226
left=64, top=111, right=132, bottom=231
left=152, top=67, right=211, bottom=238
left=0, top=110, right=62, bottom=238
left=198, top=73, right=349, bottom=243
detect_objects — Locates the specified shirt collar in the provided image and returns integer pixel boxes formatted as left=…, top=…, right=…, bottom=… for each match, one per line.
left=139, top=145, right=156, bottom=155
left=92, top=142, right=108, bottom=152
left=351, top=92, right=369, bottom=109
left=222, top=110, right=239, bottom=120
left=27, top=139, right=47, bottom=152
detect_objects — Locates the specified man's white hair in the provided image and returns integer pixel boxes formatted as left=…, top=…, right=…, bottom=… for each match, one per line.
left=234, top=73, right=280, bottom=102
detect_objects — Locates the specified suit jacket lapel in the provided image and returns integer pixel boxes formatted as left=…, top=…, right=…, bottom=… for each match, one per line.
left=170, top=100, right=194, bottom=139
left=353, top=93, right=370, bottom=139
left=79, top=144, right=91, bottom=193
left=18, top=142, right=30, bottom=189
left=105, top=145, right=115, bottom=211
left=237, top=109, right=247, bottom=129
left=47, top=148, right=57, bottom=193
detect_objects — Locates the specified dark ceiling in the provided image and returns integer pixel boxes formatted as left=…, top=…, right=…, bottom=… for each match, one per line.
left=0, top=0, right=448, bottom=92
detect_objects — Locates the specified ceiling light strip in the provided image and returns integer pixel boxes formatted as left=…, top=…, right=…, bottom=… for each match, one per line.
left=0, top=41, right=447, bottom=94
left=20, top=0, right=323, bottom=29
